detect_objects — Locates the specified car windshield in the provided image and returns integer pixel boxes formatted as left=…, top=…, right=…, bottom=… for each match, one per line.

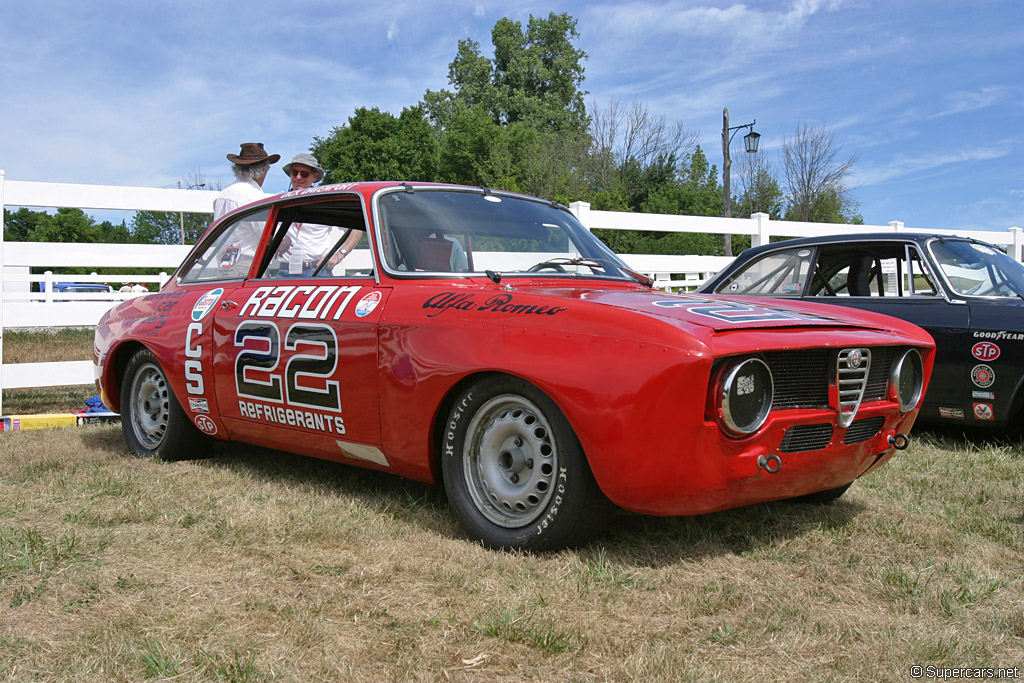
left=375, top=188, right=634, bottom=281
left=928, top=239, right=1024, bottom=298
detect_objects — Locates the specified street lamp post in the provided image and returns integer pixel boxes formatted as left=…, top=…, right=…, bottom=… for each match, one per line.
left=721, top=107, right=760, bottom=256
left=178, top=181, right=206, bottom=244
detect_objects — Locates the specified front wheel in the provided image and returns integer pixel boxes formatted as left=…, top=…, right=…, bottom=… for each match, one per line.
left=442, top=376, right=613, bottom=550
left=787, top=483, right=852, bottom=505
left=120, top=348, right=211, bottom=460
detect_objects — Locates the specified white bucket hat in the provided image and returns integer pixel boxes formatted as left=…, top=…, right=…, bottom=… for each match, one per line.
left=282, top=153, right=325, bottom=182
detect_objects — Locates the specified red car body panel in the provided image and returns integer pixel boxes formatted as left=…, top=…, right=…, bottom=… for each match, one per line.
left=95, top=182, right=935, bottom=520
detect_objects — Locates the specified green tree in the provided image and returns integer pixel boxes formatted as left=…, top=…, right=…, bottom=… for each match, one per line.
left=313, top=105, right=439, bottom=183
left=32, top=208, right=101, bottom=243
left=3, top=207, right=52, bottom=241
left=734, top=152, right=785, bottom=219
left=425, top=12, right=588, bottom=133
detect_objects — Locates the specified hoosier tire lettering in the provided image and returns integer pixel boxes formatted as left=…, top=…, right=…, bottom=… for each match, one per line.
left=440, top=376, right=612, bottom=551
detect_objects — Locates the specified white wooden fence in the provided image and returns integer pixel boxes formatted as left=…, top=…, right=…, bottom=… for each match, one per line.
left=1, top=170, right=1021, bottom=413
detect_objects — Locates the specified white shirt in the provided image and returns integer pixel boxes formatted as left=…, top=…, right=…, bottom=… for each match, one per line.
left=289, top=222, right=341, bottom=262
left=213, top=178, right=267, bottom=221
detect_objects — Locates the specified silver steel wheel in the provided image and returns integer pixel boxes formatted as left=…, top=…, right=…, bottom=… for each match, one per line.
left=463, top=394, right=558, bottom=528
left=129, top=361, right=170, bottom=451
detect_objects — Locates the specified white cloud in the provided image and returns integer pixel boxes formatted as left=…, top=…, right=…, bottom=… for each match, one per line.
left=852, top=145, right=1012, bottom=188
left=931, top=87, right=1008, bottom=118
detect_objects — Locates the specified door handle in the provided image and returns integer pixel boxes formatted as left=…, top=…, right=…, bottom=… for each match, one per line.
left=221, top=300, right=238, bottom=309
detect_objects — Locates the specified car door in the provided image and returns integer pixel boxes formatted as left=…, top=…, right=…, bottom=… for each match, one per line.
left=805, top=241, right=971, bottom=417
left=209, top=197, right=392, bottom=466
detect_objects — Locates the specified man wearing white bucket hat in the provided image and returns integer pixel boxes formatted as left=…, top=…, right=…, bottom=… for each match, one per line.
left=278, top=153, right=362, bottom=276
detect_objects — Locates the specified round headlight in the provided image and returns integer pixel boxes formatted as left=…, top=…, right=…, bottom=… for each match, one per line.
left=889, top=348, right=924, bottom=412
left=718, top=357, right=774, bottom=436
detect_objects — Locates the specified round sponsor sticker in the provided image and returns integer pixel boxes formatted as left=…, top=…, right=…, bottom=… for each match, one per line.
left=192, top=288, right=224, bottom=321
left=194, top=415, right=218, bottom=435
left=971, top=364, right=995, bottom=388
left=355, top=291, right=382, bottom=317
left=971, top=341, right=1000, bottom=361
left=973, top=403, right=994, bottom=421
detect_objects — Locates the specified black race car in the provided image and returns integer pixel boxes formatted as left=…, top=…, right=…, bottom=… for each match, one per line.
left=699, top=233, right=1024, bottom=428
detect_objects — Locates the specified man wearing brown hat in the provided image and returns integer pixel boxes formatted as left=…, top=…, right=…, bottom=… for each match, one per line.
left=213, top=142, right=280, bottom=221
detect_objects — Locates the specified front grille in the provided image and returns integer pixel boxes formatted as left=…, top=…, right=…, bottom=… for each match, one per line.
left=863, top=346, right=896, bottom=401
left=780, top=424, right=834, bottom=453
left=843, top=416, right=885, bottom=444
left=758, top=346, right=903, bottom=412
left=837, top=348, right=870, bottom=428
left=764, top=350, right=830, bottom=409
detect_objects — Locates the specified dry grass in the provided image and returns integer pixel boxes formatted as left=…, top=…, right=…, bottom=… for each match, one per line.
left=2, top=329, right=97, bottom=414
left=0, top=424, right=1021, bottom=681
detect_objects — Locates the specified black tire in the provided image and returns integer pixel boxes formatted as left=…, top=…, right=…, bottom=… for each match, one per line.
left=120, top=348, right=211, bottom=460
left=441, top=376, right=613, bottom=551
left=787, top=483, right=852, bottom=505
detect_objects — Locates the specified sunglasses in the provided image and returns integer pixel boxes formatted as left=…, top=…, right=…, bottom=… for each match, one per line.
left=290, top=169, right=312, bottom=178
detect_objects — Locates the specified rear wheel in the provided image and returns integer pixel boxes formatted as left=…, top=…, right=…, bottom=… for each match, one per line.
left=120, top=348, right=211, bottom=460
left=442, top=376, right=613, bottom=550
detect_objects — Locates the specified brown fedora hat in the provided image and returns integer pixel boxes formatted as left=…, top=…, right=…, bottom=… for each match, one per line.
left=226, top=142, right=281, bottom=165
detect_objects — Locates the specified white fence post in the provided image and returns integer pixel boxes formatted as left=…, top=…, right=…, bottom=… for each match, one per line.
left=888, top=221, right=904, bottom=232
left=569, top=201, right=592, bottom=230
left=751, top=213, right=771, bottom=247
left=1010, top=227, right=1023, bottom=262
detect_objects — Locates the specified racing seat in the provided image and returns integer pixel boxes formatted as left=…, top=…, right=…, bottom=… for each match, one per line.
left=417, top=235, right=455, bottom=271
left=846, top=253, right=876, bottom=296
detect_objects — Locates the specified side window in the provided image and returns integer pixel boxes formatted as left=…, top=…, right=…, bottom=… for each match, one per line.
left=180, top=209, right=271, bottom=283
left=907, top=248, right=937, bottom=295
left=258, top=200, right=372, bottom=280
left=715, top=248, right=812, bottom=295
left=813, top=244, right=937, bottom=298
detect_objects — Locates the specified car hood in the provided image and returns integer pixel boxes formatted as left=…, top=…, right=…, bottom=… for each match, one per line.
left=516, top=285, right=916, bottom=333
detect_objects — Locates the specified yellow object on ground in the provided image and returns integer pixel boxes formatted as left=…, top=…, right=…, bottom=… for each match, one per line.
left=0, top=412, right=119, bottom=431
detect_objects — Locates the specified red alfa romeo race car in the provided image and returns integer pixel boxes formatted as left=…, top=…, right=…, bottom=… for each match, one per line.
left=94, top=182, right=934, bottom=550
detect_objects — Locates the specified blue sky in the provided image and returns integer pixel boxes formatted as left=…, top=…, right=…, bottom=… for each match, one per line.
left=1, top=0, right=1021, bottom=231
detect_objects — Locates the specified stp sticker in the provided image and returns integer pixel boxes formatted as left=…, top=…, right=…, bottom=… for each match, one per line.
left=194, top=414, right=218, bottom=435
left=973, top=403, right=994, bottom=421
left=192, top=288, right=224, bottom=321
left=971, top=364, right=995, bottom=388
left=971, top=342, right=1000, bottom=361
left=355, top=291, right=382, bottom=318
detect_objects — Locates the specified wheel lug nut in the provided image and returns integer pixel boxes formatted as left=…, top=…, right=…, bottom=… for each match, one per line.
left=510, top=474, right=519, bottom=483
left=514, top=437, right=523, bottom=447
left=526, top=459, right=533, bottom=469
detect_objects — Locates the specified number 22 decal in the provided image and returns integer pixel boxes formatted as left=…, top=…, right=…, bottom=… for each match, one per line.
left=234, top=321, right=341, bottom=412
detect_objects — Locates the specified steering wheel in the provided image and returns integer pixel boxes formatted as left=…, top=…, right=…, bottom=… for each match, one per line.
left=527, top=264, right=567, bottom=273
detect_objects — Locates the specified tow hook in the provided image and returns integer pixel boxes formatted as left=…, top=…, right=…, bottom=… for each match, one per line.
left=757, top=453, right=782, bottom=474
left=888, top=433, right=911, bottom=451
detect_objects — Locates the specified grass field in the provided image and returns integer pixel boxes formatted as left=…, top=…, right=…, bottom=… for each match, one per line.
left=2, top=328, right=97, bottom=414
left=0, top=422, right=1021, bottom=681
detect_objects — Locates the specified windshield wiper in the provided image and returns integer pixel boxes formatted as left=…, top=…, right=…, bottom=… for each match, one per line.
left=528, top=256, right=607, bottom=270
